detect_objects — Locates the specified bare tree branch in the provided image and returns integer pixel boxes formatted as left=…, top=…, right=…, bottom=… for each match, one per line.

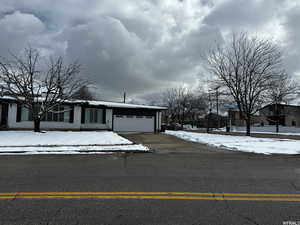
left=205, top=32, right=288, bottom=135
left=0, top=47, right=88, bottom=132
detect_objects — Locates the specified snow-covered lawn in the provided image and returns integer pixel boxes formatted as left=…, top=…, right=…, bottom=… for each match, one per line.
left=216, top=126, right=300, bottom=136
left=0, top=131, right=131, bottom=146
left=166, top=130, right=300, bottom=155
left=0, top=131, right=149, bottom=154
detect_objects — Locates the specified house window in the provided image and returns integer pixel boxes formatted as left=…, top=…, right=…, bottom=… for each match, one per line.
left=85, top=108, right=103, bottom=123
left=20, top=105, right=71, bottom=122
left=21, top=107, right=30, bottom=121
left=45, top=106, right=70, bottom=122
left=292, top=121, right=296, bottom=126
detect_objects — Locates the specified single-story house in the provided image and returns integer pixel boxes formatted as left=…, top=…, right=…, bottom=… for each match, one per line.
left=0, top=96, right=166, bottom=132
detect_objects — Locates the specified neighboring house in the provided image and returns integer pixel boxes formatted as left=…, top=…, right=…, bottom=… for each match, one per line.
left=227, top=110, right=261, bottom=127
left=197, top=113, right=227, bottom=128
left=0, top=96, right=166, bottom=132
left=205, top=113, right=227, bottom=128
left=259, top=104, right=300, bottom=127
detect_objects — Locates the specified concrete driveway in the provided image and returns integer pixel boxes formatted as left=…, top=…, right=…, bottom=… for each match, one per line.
left=121, top=132, right=235, bottom=154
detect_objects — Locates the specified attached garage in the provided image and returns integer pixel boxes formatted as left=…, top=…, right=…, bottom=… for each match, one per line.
left=112, top=108, right=157, bottom=132
left=113, top=115, right=154, bottom=132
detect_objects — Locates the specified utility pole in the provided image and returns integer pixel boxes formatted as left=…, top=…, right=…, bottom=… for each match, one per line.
left=207, top=90, right=212, bottom=133
left=123, top=91, right=126, bottom=103
left=215, top=86, right=220, bottom=129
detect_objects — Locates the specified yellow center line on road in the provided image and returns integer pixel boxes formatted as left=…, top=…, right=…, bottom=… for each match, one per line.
left=0, top=192, right=300, bottom=197
left=0, top=195, right=300, bottom=201
left=1, top=192, right=300, bottom=197
left=0, top=192, right=300, bottom=201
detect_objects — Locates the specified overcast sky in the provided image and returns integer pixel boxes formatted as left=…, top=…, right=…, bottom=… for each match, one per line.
left=0, top=0, right=299, bottom=103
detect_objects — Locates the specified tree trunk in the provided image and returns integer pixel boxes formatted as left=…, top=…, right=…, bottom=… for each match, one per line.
left=34, top=118, right=41, bottom=132
left=276, top=122, right=279, bottom=133
left=206, top=118, right=209, bottom=133
left=275, top=103, right=279, bottom=133
left=181, top=111, right=184, bottom=129
left=245, top=118, right=251, bottom=136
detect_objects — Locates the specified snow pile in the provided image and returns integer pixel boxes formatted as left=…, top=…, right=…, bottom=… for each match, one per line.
left=0, top=131, right=149, bottom=154
left=166, top=130, right=300, bottom=155
left=0, top=131, right=132, bottom=146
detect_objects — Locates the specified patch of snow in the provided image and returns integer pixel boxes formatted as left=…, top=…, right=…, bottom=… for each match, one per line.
left=0, top=144, right=149, bottom=155
left=0, top=95, right=166, bottom=110
left=217, top=126, right=300, bottom=135
left=0, top=131, right=132, bottom=146
left=165, top=130, right=300, bottom=155
left=0, top=144, right=149, bottom=152
left=74, top=99, right=166, bottom=110
left=0, top=131, right=150, bottom=155
left=0, top=151, right=113, bottom=155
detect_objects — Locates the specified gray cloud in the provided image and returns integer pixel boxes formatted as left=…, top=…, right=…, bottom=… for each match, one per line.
left=282, top=4, right=300, bottom=76
left=0, top=11, right=45, bottom=55
left=203, top=0, right=282, bottom=29
left=0, top=0, right=299, bottom=102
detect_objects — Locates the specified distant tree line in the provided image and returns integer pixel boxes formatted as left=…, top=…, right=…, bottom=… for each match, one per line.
left=162, top=86, right=209, bottom=129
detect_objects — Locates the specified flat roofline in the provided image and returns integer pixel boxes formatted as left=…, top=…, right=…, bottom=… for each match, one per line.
left=0, top=96, right=167, bottom=110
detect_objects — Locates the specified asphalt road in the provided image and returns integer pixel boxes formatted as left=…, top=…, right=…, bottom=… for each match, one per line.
left=1, top=133, right=300, bottom=225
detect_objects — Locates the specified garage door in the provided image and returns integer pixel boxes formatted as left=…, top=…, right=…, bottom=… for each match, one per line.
left=113, top=115, right=155, bottom=132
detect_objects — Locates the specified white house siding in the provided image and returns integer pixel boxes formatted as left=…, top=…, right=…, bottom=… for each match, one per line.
left=80, top=121, right=110, bottom=130
left=156, top=111, right=162, bottom=132
left=106, top=108, right=113, bottom=129
left=7, top=104, right=82, bottom=130
left=5, top=102, right=163, bottom=132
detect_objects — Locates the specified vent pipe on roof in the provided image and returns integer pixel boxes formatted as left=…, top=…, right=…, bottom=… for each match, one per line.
left=123, top=92, right=126, bottom=103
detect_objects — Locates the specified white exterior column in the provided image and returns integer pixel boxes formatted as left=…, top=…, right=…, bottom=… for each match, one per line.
left=7, top=103, right=17, bottom=128
left=105, top=109, right=113, bottom=130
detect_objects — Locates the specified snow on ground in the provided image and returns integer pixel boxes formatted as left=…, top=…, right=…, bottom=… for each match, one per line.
left=216, top=126, right=300, bottom=135
left=0, top=131, right=132, bottom=146
left=0, top=144, right=149, bottom=155
left=166, top=130, right=300, bottom=155
left=0, top=131, right=149, bottom=155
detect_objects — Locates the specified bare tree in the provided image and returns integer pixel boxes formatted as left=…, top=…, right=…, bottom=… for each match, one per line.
left=163, top=86, right=187, bottom=126
left=163, top=86, right=208, bottom=128
left=0, top=47, right=88, bottom=132
left=72, top=85, right=95, bottom=100
left=205, top=32, right=285, bottom=136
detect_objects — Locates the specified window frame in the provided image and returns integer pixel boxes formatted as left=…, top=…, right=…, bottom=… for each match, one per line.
left=20, top=104, right=71, bottom=123
left=84, top=107, right=104, bottom=124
